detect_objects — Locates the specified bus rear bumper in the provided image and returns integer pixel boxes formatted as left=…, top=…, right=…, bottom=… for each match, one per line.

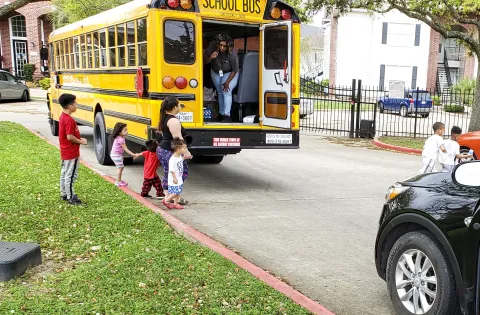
left=182, top=129, right=300, bottom=155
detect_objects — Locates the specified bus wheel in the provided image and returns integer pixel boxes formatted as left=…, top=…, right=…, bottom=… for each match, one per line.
left=49, top=113, right=59, bottom=136
left=94, top=112, right=113, bottom=165
left=193, top=155, right=224, bottom=164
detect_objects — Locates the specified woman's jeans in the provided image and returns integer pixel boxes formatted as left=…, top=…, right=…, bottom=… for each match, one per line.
left=211, top=69, right=239, bottom=117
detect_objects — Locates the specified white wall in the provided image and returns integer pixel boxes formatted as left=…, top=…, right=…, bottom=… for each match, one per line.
left=322, top=24, right=331, bottom=81
left=332, top=9, right=431, bottom=89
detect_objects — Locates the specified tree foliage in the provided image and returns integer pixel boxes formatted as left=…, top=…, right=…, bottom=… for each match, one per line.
left=305, top=0, right=480, bottom=131
left=51, top=0, right=131, bottom=26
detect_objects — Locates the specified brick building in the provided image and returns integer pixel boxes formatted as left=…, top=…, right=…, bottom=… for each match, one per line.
left=0, top=0, right=54, bottom=79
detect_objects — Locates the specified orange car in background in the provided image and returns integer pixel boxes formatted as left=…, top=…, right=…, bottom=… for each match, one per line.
left=458, top=131, right=480, bottom=160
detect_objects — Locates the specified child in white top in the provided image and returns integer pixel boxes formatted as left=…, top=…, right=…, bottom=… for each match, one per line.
left=420, top=122, right=447, bottom=173
left=439, top=126, right=473, bottom=172
left=162, top=138, right=187, bottom=210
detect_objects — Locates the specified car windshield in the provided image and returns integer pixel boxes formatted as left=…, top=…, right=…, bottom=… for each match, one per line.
left=411, top=92, right=431, bottom=100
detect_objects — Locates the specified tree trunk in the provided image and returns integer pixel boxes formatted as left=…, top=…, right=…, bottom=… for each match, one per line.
left=0, top=0, right=38, bottom=19
left=468, top=60, right=480, bottom=132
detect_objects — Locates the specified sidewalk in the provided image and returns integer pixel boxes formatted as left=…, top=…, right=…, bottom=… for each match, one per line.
left=29, top=88, right=47, bottom=100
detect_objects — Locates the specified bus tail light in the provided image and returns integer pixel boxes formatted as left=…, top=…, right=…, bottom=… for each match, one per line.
left=292, top=122, right=295, bottom=128
left=163, top=76, right=175, bottom=89
left=281, top=9, right=291, bottom=20
left=270, top=7, right=281, bottom=19
left=292, top=83, right=296, bottom=93
left=180, top=0, right=192, bottom=9
left=291, top=106, right=295, bottom=114
left=175, top=76, right=188, bottom=89
left=167, top=0, right=179, bottom=8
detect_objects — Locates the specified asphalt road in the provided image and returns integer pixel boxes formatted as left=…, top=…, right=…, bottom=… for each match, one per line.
left=0, top=100, right=423, bottom=314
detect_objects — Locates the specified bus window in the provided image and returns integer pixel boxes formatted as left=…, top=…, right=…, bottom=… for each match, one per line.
left=117, top=24, right=126, bottom=67
left=68, top=38, right=73, bottom=69
left=264, top=27, right=288, bottom=69
left=99, top=30, right=107, bottom=67
left=73, top=36, right=80, bottom=69
left=126, top=21, right=135, bottom=67
left=137, top=18, right=147, bottom=66
left=87, top=33, right=93, bottom=69
left=80, top=35, right=87, bottom=68
left=164, top=20, right=195, bottom=64
left=93, top=31, right=100, bottom=68
left=108, top=26, right=116, bottom=67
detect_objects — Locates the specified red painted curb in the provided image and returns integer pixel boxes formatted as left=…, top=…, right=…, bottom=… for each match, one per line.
left=26, top=127, right=335, bottom=315
left=372, top=138, right=422, bottom=155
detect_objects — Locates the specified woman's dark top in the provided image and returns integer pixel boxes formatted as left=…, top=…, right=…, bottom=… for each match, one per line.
left=205, top=41, right=239, bottom=74
left=159, top=114, right=187, bottom=150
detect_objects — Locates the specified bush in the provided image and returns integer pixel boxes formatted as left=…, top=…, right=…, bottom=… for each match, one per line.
left=23, top=63, right=36, bottom=82
left=39, top=77, right=51, bottom=90
left=444, top=104, right=465, bottom=113
left=452, top=78, right=476, bottom=106
left=432, top=95, right=442, bottom=106
left=320, top=79, right=329, bottom=87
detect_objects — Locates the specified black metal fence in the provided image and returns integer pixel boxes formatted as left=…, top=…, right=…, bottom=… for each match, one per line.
left=300, top=78, right=474, bottom=138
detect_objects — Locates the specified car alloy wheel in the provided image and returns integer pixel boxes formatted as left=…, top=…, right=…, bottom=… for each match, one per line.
left=395, top=249, right=437, bottom=314
left=400, top=106, right=408, bottom=117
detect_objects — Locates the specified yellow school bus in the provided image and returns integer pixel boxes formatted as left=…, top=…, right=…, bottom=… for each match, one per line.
left=47, top=0, right=301, bottom=164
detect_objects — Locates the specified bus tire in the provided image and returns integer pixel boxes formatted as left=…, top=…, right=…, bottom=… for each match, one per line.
left=94, top=112, right=113, bottom=165
left=49, top=114, right=59, bottom=136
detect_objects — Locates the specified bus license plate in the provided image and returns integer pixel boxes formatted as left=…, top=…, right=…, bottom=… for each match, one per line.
left=266, top=134, right=293, bottom=144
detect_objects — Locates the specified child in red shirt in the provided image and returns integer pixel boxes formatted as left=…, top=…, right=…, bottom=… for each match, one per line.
left=58, top=93, right=87, bottom=206
left=140, top=140, right=165, bottom=199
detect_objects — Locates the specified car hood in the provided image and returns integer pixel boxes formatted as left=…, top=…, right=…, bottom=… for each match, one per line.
left=398, top=172, right=452, bottom=188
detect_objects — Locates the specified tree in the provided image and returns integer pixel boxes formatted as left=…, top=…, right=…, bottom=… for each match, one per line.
left=0, top=0, right=41, bottom=19
left=51, top=0, right=130, bottom=26
left=306, top=0, right=480, bottom=131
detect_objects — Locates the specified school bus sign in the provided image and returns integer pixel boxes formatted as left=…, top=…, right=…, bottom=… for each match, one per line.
left=201, top=0, right=263, bottom=16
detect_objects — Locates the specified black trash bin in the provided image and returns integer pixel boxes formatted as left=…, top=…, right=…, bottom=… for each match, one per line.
left=359, top=120, right=376, bottom=139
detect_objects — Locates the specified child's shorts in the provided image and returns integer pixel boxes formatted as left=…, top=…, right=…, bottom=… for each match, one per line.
left=168, top=184, right=183, bottom=195
left=111, top=155, right=124, bottom=168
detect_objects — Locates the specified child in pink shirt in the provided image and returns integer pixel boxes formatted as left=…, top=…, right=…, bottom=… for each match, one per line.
left=110, top=122, right=140, bottom=187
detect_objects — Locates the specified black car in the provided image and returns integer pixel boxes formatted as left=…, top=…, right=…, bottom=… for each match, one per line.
left=375, top=161, right=480, bottom=315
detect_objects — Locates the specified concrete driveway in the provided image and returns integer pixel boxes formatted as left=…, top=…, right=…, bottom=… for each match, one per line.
left=0, top=100, right=424, bottom=314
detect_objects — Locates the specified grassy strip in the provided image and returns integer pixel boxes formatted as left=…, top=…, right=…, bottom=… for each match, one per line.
left=378, top=136, right=425, bottom=150
left=0, top=122, right=310, bottom=314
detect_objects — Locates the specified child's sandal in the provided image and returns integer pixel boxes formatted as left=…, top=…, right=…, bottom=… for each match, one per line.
left=172, top=204, right=184, bottom=210
left=162, top=199, right=174, bottom=209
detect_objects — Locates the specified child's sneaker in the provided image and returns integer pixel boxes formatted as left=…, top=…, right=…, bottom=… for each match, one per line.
left=116, top=181, right=128, bottom=187
left=156, top=193, right=165, bottom=200
left=141, top=194, right=153, bottom=198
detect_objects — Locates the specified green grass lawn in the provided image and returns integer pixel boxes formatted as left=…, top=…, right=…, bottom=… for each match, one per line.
left=379, top=136, right=425, bottom=150
left=0, top=122, right=311, bottom=314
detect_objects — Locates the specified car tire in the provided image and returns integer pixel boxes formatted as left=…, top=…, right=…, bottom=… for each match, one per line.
left=21, top=90, right=29, bottom=102
left=123, top=156, right=134, bottom=165
left=457, top=147, right=477, bottom=164
left=400, top=106, right=408, bottom=117
left=386, top=230, right=457, bottom=315
left=421, top=113, right=429, bottom=118
left=93, top=112, right=113, bottom=165
left=378, top=102, right=384, bottom=113
left=300, top=114, right=307, bottom=119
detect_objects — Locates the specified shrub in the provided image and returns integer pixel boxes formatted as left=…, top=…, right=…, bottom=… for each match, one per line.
left=432, top=95, right=442, bottom=106
left=452, top=78, right=476, bottom=106
left=23, top=64, right=36, bottom=82
left=320, top=79, right=329, bottom=87
left=39, top=77, right=51, bottom=90
left=444, top=104, right=465, bottom=113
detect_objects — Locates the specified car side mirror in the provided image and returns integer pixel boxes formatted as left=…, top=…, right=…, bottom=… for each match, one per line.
left=452, top=161, right=480, bottom=187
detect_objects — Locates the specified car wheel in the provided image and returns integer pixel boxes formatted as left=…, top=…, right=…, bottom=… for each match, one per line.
left=421, top=113, right=429, bottom=118
left=49, top=113, right=59, bottom=136
left=300, top=114, right=307, bottom=119
left=21, top=90, right=29, bottom=102
left=457, top=148, right=476, bottom=164
left=93, top=112, right=113, bottom=165
left=378, top=102, right=384, bottom=113
left=386, top=231, right=456, bottom=315
left=400, top=106, right=408, bottom=117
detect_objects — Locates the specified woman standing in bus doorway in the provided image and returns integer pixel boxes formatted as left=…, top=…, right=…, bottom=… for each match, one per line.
left=157, top=96, right=193, bottom=206
left=204, top=33, right=239, bottom=123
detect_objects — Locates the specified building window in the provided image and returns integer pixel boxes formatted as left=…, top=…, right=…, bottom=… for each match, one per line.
left=11, top=15, right=27, bottom=38
left=387, top=23, right=415, bottom=47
